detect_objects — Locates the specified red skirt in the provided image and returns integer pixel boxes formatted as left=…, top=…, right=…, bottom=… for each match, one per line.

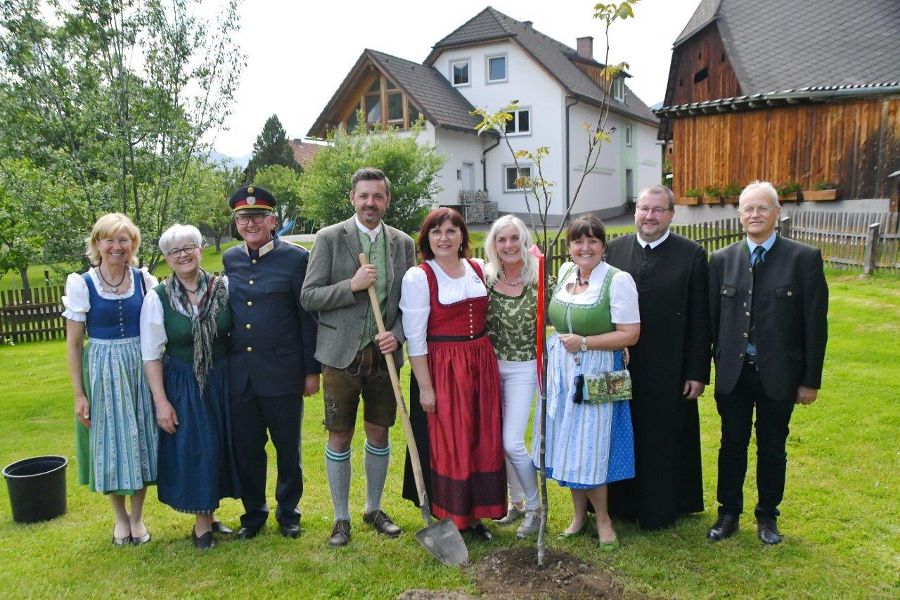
left=403, top=336, right=506, bottom=529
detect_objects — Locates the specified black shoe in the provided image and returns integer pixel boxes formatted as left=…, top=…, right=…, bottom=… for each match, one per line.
left=193, top=527, right=216, bottom=549
left=211, top=521, right=233, bottom=535
left=328, top=519, right=351, bottom=547
left=280, top=523, right=301, bottom=538
left=756, top=518, right=783, bottom=545
left=235, top=526, right=261, bottom=540
left=363, top=509, right=402, bottom=538
left=707, top=514, right=739, bottom=541
left=465, top=522, right=493, bottom=542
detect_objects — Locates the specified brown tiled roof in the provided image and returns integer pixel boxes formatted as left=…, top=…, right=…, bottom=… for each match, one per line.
left=289, top=139, right=324, bottom=168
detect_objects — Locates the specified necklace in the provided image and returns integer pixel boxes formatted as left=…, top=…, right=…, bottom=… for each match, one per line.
left=97, top=266, right=127, bottom=292
left=179, top=277, right=201, bottom=294
left=501, top=267, right=523, bottom=287
left=574, top=269, right=588, bottom=288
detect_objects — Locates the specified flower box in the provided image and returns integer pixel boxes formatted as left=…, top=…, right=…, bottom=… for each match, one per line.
left=802, top=189, right=838, bottom=202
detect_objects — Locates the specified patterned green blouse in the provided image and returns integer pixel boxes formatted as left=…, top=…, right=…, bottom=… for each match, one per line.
left=487, top=283, right=538, bottom=361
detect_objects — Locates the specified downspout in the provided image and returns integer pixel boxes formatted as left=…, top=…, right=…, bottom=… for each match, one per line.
left=482, top=136, right=500, bottom=192
left=565, top=97, right=580, bottom=215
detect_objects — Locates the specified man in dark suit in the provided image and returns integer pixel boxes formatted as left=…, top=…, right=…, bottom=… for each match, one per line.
left=301, top=167, right=416, bottom=548
left=606, top=185, right=710, bottom=530
left=708, top=181, right=828, bottom=544
left=224, top=185, right=320, bottom=540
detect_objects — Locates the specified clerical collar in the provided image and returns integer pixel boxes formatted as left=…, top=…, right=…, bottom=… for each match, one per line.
left=637, top=229, right=670, bottom=250
left=355, top=216, right=383, bottom=242
left=246, top=238, right=275, bottom=259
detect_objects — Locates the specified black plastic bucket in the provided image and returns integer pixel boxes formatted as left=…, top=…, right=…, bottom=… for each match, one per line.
left=3, top=455, right=68, bottom=523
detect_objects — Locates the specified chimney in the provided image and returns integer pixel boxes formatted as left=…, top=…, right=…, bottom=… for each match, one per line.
left=576, top=36, right=594, bottom=60
left=523, top=20, right=533, bottom=28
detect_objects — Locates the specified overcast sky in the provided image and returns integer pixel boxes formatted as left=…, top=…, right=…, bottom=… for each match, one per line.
left=211, top=0, right=699, bottom=158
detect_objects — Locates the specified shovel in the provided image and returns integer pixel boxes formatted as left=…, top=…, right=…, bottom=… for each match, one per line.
left=359, top=254, right=468, bottom=567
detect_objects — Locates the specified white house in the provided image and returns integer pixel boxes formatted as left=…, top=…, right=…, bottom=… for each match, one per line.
left=309, top=7, right=660, bottom=224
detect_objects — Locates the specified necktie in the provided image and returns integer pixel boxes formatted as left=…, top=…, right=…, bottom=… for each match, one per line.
left=751, top=246, right=765, bottom=268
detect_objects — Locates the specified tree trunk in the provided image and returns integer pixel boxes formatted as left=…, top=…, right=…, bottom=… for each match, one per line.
left=18, top=266, right=32, bottom=302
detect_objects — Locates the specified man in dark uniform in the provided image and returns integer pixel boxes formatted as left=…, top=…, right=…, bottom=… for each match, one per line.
left=606, top=185, right=710, bottom=530
left=707, top=181, right=827, bottom=545
left=224, top=185, right=320, bottom=540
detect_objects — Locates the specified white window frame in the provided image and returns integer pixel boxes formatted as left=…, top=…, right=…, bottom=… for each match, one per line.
left=625, top=124, right=633, bottom=147
left=503, top=164, right=532, bottom=193
left=504, top=107, right=531, bottom=136
left=449, top=58, right=471, bottom=87
left=486, top=53, right=508, bottom=83
left=612, top=77, right=625, bottom=102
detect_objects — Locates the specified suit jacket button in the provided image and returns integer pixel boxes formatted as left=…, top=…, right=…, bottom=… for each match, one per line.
left=246, top=346, right=253, bottom=352
left=742, top=332, right=748, bottom=338
left=249, top=280, right=254, bottom=285
left=739, top=353, right=744, bottom=359
left=787, top=291, right=793, bottom=296
left=247, top=300, right=253, bottom=306
left=245, top=323, right=251, bottom=330
left=252, top=259, right=257, bottom=264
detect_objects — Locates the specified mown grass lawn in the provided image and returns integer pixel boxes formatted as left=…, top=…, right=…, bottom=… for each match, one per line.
left=0, top=270, right=896, bottom=598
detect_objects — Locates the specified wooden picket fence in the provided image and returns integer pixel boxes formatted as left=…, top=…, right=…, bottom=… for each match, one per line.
left=0, top=285, right=67, bottom=343
left=2, top=212, right=894, bottom=344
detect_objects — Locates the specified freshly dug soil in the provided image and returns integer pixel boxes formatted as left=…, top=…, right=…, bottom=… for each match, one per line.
left=399, top=547, right=638, bottom=599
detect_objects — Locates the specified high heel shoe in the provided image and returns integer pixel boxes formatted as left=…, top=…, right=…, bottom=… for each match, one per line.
left=130, top=528, right=151, bottom=545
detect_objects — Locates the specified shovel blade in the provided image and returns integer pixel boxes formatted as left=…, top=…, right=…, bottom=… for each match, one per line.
left=414, top=518, right=469, bottom=567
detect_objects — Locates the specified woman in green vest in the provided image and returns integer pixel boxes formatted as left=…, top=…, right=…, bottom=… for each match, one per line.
left=140, top=224, right=240, bottom=549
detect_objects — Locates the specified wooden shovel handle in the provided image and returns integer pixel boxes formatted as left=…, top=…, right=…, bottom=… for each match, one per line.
left=359, top=254, right=430, bottom=514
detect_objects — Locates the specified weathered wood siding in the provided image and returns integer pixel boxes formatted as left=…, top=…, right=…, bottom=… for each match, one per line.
left=667, top=23, right=741, bottom=106
left=672, top=97, right=900, bottom=201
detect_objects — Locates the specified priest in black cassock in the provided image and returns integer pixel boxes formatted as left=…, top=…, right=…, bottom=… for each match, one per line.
left=605, top=185, right=711, bottom=530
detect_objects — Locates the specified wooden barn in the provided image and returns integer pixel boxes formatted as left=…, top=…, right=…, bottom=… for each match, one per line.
left=655, top=0, right=900, bottom=212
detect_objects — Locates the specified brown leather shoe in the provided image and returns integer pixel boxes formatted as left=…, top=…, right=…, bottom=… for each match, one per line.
left=363, top=510, right=402, bottom=538
left=328, top=519, right=351, bottom=547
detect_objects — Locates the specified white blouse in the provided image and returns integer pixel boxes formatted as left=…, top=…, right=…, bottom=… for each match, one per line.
left=555, top=262, right=641, bottom=325
left=139, top=275, right=230, bottom=361
left=62, top=268, right=158, bottom=322
left=400, top=259, right=487, bottom=357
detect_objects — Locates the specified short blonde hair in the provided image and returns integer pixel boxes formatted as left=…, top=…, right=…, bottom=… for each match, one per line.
left=483, top=215, right=538, bottom=287
left=85, top=213, right=141, bottom=267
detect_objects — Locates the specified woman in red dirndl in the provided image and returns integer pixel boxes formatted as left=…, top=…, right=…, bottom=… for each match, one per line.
left=401, top=208, right=505, bottom=539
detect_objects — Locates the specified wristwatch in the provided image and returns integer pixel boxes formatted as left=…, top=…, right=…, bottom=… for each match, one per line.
left=579, top=337, right=588, bottom=352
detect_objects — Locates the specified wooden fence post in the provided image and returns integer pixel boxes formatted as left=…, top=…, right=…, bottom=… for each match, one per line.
left=780, top=216, right=791, bottom=239
left=863, top=222, right=881, bottom=276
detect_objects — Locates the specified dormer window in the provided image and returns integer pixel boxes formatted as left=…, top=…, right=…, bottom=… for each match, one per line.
left=451, top=59, right=470, bottom=86
left=612, top=77, right=625, bottom=102
left=487, top=54, right=507, bottom=83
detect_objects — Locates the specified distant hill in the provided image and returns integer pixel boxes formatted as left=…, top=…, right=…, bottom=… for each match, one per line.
left=208, top=149, right=251, bottom=170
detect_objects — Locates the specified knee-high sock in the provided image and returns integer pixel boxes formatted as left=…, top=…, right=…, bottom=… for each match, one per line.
left=364, top=441, right=390, bottom=513
left=326, top=446, right=352, bottom=521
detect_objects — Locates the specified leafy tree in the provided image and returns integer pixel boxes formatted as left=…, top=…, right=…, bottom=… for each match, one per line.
left=298, top=117, right=445, bottom=234
left=252, top=164, right=304, bottom=225
left=184, top=160, right=241, bottom=253
left=0, top=0, right=244, bottom=272
left=0, top=158, right=79, bottom=297
left=245, top=114, right=300, bottom=182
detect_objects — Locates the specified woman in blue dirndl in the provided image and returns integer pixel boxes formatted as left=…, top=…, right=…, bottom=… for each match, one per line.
left=140, top=224, right=239, bottom=549
left=534, top=215, right=640, bottom=548
left=64, top=213, right=158, bottom=546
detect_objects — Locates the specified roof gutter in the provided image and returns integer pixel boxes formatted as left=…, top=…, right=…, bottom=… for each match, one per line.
left=482, top=137, right=500, bottom=193
left=565, top=96, right=580, bottom=214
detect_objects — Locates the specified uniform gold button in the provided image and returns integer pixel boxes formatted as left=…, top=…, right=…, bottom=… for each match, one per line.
left=245, top=323, right=251, bottom=330
left=247, top=300, right=253, bottom=306
left=246, top=346, right=253, bottom=352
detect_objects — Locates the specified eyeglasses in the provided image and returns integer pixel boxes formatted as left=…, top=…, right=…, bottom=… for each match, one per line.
left=739, top=205, right=772, bottom=216
left=166, top=243, right=200, bottom=257
left=636, top=206, right=672, bottom=216
left=234, top=213, right=269, bottom=225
